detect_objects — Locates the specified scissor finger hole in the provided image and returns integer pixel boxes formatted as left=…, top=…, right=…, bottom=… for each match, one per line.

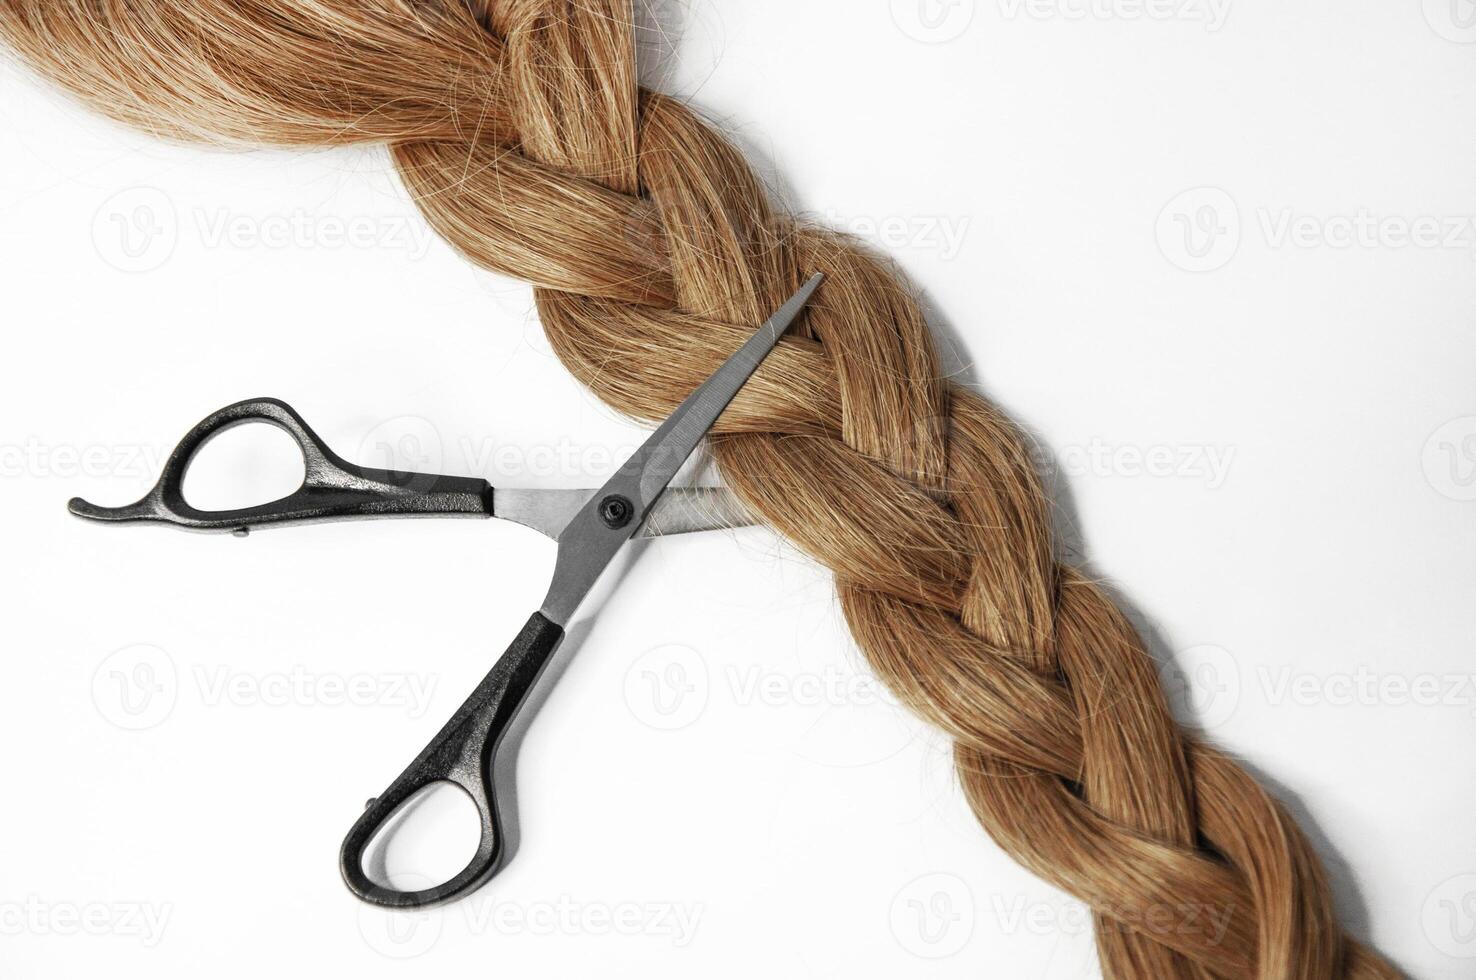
left=181, top=422, right=306, bottom=512
left=361, top=781, right=483, bottom=891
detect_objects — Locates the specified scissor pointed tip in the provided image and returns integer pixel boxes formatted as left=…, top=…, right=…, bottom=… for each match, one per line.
left=538, top=279, right=823, bottom=624
left=766, top=273, right=824, bottom=335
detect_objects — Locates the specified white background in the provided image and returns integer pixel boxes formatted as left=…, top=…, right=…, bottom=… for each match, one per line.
left=1, top=2, right=1473, bottom=977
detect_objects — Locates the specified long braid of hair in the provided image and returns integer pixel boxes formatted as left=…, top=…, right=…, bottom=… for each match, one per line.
left=0, top=3, right=1401, bottom=976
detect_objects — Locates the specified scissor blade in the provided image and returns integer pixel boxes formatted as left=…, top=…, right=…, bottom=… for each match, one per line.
left=492, top=486, right=751, bottom=540
left=536, top=274, right=823, bottom=626
left=630, top=273, right=824, bottom=504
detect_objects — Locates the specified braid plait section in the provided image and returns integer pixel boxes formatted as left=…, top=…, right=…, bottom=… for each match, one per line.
left=0, top=2, right=1399, bottom=976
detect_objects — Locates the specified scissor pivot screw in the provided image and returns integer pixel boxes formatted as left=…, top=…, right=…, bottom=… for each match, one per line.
left=599, top=494, right=633, bottom=529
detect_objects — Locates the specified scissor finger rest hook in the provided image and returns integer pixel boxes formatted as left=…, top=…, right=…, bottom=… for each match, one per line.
left=67, top=397, right=490, bottom=533
left=340, top=612, right=564, bottom=908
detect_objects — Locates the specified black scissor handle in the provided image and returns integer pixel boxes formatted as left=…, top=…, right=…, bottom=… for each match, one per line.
left=340, top=612, right=565, bottom=908
left=67, top=397, right=490, bottom=533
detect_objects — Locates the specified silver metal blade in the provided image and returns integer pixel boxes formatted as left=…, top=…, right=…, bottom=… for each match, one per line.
left=536, top=274, right=823, bottom=626
left=492, top=486, right=751, bottom=540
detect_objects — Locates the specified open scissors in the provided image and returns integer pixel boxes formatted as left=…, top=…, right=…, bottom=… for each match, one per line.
left=69, top=273, right=823, bottom=908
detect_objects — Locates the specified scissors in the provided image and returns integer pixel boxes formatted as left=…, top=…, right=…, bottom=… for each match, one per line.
left=69, top=274, right=823, bottom=908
